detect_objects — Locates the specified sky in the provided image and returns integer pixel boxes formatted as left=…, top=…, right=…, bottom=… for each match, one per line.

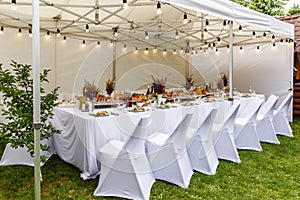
left=285, top=0, right=300, bottom=11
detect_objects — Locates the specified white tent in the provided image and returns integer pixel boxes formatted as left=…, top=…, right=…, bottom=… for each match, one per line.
left=0, top=0, right=294, bottom=199
left=0, top=0, right=294, bottom=96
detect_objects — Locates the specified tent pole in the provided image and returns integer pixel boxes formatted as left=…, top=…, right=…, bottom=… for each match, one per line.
left=32, top=0, right=41, bottom=199
left=229, top=21, right=234, bottom=101
left=112, top=41, right=116, bottom=80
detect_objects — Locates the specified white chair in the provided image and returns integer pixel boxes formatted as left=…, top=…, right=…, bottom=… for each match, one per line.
left=94, top=115, right=155, bottom=200
left=273, top=92, right=293, bottom=137
left=256, top=94, right=280, bottom=144
left=234, top=98, right=264, bottom=151
left=186, top=108, right=219, bottom=175
left=214, top=103, right=241, bottom=163
left=145, top=113, right=193, bottom=188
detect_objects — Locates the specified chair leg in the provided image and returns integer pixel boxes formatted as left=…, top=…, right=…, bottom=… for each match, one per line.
left=235, top=124, right=262, bottom=151
left=215, top=132, right=241, bottom=163
left=257, top=119, right=280, bottom=144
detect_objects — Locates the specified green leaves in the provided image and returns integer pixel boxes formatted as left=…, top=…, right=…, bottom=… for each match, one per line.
left=0, top=60, right=60, bottom=163
left=231, top=0, right=288, bottom=16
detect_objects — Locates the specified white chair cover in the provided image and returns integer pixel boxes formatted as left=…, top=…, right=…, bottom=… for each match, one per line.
left=186, top=108, right=219, bottom=175
left=94, top=115, right=155, bottom=200
left=0, top=139, right=53, bottom=167
left=256, top=94, right=280, bottom=144
left=234, top=98, right=264, bottom=151
left=273, top=92, right=293, bottom=137
left=145, top=113, right=194, bottom=188
left=214, top=103, right=241, bottom=163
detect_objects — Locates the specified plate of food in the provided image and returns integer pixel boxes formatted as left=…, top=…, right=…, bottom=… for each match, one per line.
left=157, top=104, right=171, bottom=109
left=181, top=101, right=194, bottom=106
left=241, top=93, right=251, bottom=98
left=90, top=110, right=110, bottom=117
left=129, top=106, right=147, bottom=112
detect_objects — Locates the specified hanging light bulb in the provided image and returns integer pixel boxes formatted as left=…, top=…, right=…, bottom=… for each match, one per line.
left=29, top=29, right=32, bottom=37
left=11, top=0, right=17, bottom=10
left=217, top=37, right=221, bottom=45
left=223, top=20, right=227, bottom=29
left=97, top=41, right=100, bottom=46
left=273, top=43, right=276, bottom=48
left=213, top=42, right=216, bottom=50
left=153, top=46, right=158, bottom=52
left=180, top=47, right=184, bottom=54
left=145, top=47, right=149, bottom=54
left=18, top=28, right=22, bottom=36
left=82, top=40, right=86, bottom=45
left=175, top=30, right=179, bottom=39
left=56, top=28, right=61, bottom=37
left=240, top=46, right=243, bottom=51
left=183, top=13, right=188, bottom=25
left=63, top=36, right=67, bottom=42
left=113, top=28, right=118, bottom=38
left=252, top=31, right=256, bottom=39
left=204, top=41, right=208, bottom=47
left=205, top=19, right=209, bottom=27
left=256, top=46, right=260, bottom=52
left=134, top=47, right=138, bottom=53
left=238, top=25, right=242, bottom=33
left=280, top=38, right=283, bottom=45
left=208, top=43, right=211, bottom=50
left=85, top=24, right=89, bottom=32
left=163, top=48, right=167, bottom=54
left=123, top=0, right=129, bottom=10
left=0, top=26, right=4, bottom=34
left=145, top=31, right=149, bottom=40
left=156, top=1, right=162, bottom=15
left=271, top=35, right=275, bottom=42
left=123, top=44, right=127, bottom=50
left=263, top=32, right=267, bottom=40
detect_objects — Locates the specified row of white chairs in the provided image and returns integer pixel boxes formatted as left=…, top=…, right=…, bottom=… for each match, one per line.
left=93, top=92, right=293, bottom=200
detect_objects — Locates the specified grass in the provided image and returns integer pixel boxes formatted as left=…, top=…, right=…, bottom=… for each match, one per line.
left=1, top=119, right=300, bottom=200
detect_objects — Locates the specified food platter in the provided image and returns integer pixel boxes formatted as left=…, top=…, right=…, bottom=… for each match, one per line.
left=89, top=110, right=110, bottom=117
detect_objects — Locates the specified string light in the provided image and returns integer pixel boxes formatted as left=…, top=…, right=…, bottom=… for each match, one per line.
left=280, top=38, right=283, bottom=45
left=145, top=47, right=149, bottom=54
left=145, top=31, right=149, bottom=40
left=252, top=31, right=256, bottom=39
left=11, top=0, right=17, bottom=10
left=123, top=0, right=129, bottom=10
left=82, top=40, right=86, bottom=45
left=223, top=20, right=227, bottom=29
left=217, top=37, right=221, bottom=45
left=28, top=29, right=32, bottom=37
left=97, top=41, right=100, bottom=46
left=123, top=44, right=127, bottom=50
left=63, top=36, right=67, bottom=42
left=271, top=35, right=275, bottom=42
left=18, top=28, right=22, bottom=36
left=134, top=47, right=138, bottom=53
left=0, top=26, right=4, bottom=34
left=113, top=28, right=118, bottom=38
left=183, top=13, right=188, bottom=25
left=240, top=46, right=243, bottom=51
left=205, top=19, right=209, bottom=26
left=85, top=24, right=89, bottom=32
left=175, top=30, right=179, bottom=39
left=238, top=25, right=242, bottom=33
left=263, top=32, right=267, bottom=40
left=46, top=30, right=50, bottom=39
left=153, top=46, right=157, bottom=52
left=156, top=1, right=161, bottom=15
left=180, top=47, right=184, bottom=54
left=273, top=43, right=276, bottom=48
left=56, top=28, right=61, bottom=37
left=163, top=48, right=167, bottom=54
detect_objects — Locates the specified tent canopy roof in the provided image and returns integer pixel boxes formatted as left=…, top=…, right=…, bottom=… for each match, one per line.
left=0, top=0, right=294, bottom=51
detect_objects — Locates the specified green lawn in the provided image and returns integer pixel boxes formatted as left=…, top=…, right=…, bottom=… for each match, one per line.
left=0, top=119, right=299, bottom=200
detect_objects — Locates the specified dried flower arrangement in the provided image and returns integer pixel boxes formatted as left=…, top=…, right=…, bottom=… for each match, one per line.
left=105, top=78, right=115, bottom=95
left=151, top=74, right=170, bottom=94
left=83, top=80, right=99, bottom=100
left=184, top=73, right=194, bottom=91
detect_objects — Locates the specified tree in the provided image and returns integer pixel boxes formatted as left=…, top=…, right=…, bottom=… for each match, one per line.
left=288, top=4, right=300, bottom=15
left=0, top=60, right=60, bottom=162
left=231, top=0, right=288, bottom=16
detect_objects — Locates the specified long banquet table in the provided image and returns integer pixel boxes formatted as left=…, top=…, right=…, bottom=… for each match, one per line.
left=51, top=100, right=221, bottom=179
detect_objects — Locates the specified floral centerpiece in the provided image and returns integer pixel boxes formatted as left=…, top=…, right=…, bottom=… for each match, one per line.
left=105, top=78, right=115, bottom=96
left=83, top=80, right=99, bottom=100
left=151, top=74, right=170, bottom=94
left=184, top=73, right=194, bottom=91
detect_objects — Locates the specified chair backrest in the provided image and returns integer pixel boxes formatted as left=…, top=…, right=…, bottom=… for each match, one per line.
left=124, top=115, right=152, bottom=154
left=222, top=103, right=240, bottom=133
left=237, top=98, right=264, bottom=123
left=274, top=91, right=293, bottom=117
left=195, top=108, right=218, bottom=141
left=257, top=94, right=278, bottom=120
left=165, top=112, right=193, bottom=147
